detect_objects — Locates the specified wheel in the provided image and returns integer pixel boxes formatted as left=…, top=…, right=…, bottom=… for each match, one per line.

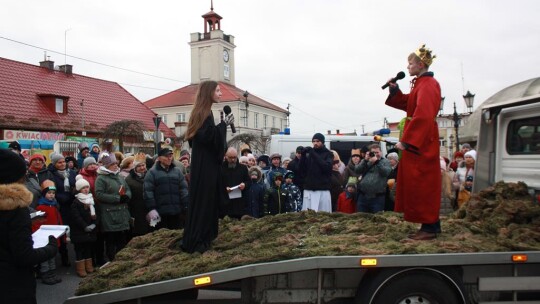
left=356, top=269, right=463, bottom=304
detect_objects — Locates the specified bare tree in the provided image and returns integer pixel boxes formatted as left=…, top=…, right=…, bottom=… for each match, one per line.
left=102, top=120, right=146, bottom=152
left=227, top=133, right=268, bottom=154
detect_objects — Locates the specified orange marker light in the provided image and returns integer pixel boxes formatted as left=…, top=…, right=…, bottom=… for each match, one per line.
left=194, top=276, right=212, bottom=286
left=360, top=258, right=378, bottom=266
left=512, top=254, right=528, bottom=263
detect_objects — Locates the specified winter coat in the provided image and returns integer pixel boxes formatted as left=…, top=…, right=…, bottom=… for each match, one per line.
left=95, top=169, right=132, bottom=232
left=287, top=156, right=305, bottom=190
left=266, top=165, right=287, bottom=187
left=125, top=170, right=150, bottom=236
left=282, top=182, right=302, bottom=212
left=69, top=198, right=97, bottom=244
left=342, top=159, right=361, bottom=188
left=143, top=161, right=189, bottom=216
left=355, top=158, right=392, bottom=198
left=264, top=184, right=291, bottom=215
left=246, top=166, right=265, bottom=218
left=0, top=183, right=57, bottom=304
left=49, top=167, right=77, bottom=225
left=25, top=167, right=54, bottom=209
left=299, top=146, right=334, bottom=191
left=220, top=159, right=251, bottom=218
left=330, top=170, right=344, bottom=211
left=33, top=198, right=63, bottom=234
left=337, top=191, right=356, bottom=214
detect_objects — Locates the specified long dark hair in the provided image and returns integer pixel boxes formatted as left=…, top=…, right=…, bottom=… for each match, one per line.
left=185, top=81, right=218, bottom=140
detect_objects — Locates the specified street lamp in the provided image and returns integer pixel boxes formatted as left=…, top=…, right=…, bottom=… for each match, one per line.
left=452, top=102, right=461, bottom=152
left=439, top=96, right=445, bottom=116
left=463, top=90, right=475, bottom=113
left=243, top=91, right=249, bottom=126
left=152, top=115, right=162, bottom=155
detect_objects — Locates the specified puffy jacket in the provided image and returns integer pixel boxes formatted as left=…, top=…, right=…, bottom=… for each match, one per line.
left=95, top=169, right=131, bottom=232
left=143, top=161, right=189, bottom=216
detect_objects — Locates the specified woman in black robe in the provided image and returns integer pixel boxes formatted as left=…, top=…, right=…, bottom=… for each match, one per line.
left=181, top=80, right=229, bottom=253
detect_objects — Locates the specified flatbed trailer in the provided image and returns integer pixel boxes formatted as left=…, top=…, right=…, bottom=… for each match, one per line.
left=65, top=251, right=540, bottom=304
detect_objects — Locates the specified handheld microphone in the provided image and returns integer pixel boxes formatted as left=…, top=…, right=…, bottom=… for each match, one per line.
left=381, top=71, right=406, bottom=90
left=373, top=135, right=397, bottom=145
left=223, top=105, right=236, bottom=133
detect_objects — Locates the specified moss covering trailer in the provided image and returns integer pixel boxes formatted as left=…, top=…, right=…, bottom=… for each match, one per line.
left=64, top=251, right=540, bottom=303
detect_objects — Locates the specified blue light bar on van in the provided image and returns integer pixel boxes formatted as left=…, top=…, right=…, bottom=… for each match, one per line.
left=374, top=128, right=391, bottom=135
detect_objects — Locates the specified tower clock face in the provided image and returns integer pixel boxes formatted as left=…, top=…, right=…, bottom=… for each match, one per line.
left=223, top=49, right=229, bottom=62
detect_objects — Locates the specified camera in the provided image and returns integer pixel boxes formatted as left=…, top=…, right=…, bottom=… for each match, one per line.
left=368, top=151, right=376, bottom=157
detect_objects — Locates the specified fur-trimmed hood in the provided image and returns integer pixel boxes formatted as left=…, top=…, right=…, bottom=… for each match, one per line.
left=0, top=183, right=33, bottom=211
left=248, top=166, right=263, bottom=183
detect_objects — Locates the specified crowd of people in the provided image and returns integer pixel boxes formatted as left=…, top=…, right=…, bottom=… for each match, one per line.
left=1, top=69, right=478, bottom=302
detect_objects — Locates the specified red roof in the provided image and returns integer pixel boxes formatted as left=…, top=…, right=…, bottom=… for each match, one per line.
left=0, top=57, right=174, bottom=137
left=145, top=82, right=287, bottom=113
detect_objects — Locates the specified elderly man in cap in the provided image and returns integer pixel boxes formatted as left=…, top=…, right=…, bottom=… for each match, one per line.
left=143, top=148, right=189, bottom=230
left=298, top=133, right=334, bottom=212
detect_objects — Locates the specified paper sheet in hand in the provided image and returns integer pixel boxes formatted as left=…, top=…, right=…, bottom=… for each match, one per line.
left=32, top=225, right=69, bottom=249
left=228, top=185, right=242, bottom=199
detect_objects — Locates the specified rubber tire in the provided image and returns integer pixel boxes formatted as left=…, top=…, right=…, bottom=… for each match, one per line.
left=356, top=269, right=462, bottom=304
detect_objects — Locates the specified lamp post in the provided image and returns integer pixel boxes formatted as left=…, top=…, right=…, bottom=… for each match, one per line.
left=243, top=91, right=249, bottom=127
left=439, top=92, right=475, bottom=154
left=152, top=115, right=162, bottom=155
left=463, top=90, right=475, bottom=113
left=452, top=102, right=461, bottom=152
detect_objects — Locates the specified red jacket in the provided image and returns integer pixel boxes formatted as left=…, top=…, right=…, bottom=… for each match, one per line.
left=336, top=191, right=356, bottom=214
left=385, top=73, right=442, bottom=224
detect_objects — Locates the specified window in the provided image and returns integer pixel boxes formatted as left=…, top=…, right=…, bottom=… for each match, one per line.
left=272, top=117, right=276, bottom=128
left=507, top=116, right=540, bottom=154
left=55, top=98, right=63, bottom=113
left=264, top=114, right=268, bottom=128
left=159, top=115, right=167, bottom=125
left=176, top=113, right=186, bottom=122
left=254, top=113, right=259, bottom=129
left=240, top=109, right=248, bottom=127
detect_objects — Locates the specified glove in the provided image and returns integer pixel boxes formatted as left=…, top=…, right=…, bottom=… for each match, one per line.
left=120, top=195, right=130, bottom=204
left=85, top=224, right=96, bottom=232
left=223, top=113, right=234, bottom=126
left=302, top=146, right=312, bottom=155
left=146, top=209, right=159, bottom=222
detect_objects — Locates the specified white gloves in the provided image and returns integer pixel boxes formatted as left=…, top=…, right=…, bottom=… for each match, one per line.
left=223, top=113, right=235, bottom=126
left=146, top=209, right=161, bottom=227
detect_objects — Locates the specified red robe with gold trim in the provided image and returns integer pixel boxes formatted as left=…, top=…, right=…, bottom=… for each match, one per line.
left=385, top=73, right=441, bottom=224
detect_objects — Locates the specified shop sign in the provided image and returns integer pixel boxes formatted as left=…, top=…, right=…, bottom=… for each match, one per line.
left=3, top=130, right=65, bottom=141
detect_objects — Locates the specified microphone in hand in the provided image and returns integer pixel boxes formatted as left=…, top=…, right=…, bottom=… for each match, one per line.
left=223, top=106, right=236, bottom=133
left=381, top=71, right=406, bottom=90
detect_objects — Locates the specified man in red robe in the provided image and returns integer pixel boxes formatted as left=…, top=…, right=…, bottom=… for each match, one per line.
left=385, top=44, right=442, bottom=240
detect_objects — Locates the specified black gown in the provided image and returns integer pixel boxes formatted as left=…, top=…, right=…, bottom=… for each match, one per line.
left=182, top=113, right=226, bottom=253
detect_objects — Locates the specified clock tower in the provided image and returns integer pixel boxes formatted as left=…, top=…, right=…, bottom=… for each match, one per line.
left=189, top=2, right=236, bottom=85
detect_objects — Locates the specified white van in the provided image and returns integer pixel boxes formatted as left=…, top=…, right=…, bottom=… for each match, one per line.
left=268, top=134, right=397, bottom=165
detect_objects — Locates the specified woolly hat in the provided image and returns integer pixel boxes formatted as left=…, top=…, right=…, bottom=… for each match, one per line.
left=282, top=157, right=291, bottom=163
left=284, top=171, right=295, bottom=180
left=133, top=152, right=147, bottom=168
left=179, top=155, right=189, bottom=162
left=8, top=141, right=21, bottom=151
left=269, top=152, right=282, bottom=160
left=65, top=156, right=77, bottom=166
left=120, top=156, right=135, bottom=170
left=257, top=154, right=269, bottom=166
left=100, top=152, right=118, bottom=167
left=453, top=151, right=464, bottom=159
left=296, top=146, right=304, bottom=153
left=90, top=143, right=100, bottom=150
left=75, top=175, right=90, bottom=191
left=0, top=148, right=27, bottom=184
left=50, top=153, right=65, bottom=166
left=346, top=176, right=358, bottom=188
left=78, top=142, right=89, bottom=152
left=29, top=153, right=45, bottom=165
left=464, top=150, right=477, bottom=161
left=462, top=143, right=471, bottom=150
left=83, top=156, right=97, bottom=168
left=312, top=133, right=325, bottom=144
left=466, top=175, right=474, bottom=182
left=248, top=166, right=262, bottom=180
left=41, top=179, right=56, bottom=195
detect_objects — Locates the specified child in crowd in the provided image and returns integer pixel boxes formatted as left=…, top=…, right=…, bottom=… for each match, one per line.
left=337, top=177, right=357, bottom=214
left=70, top=176, right=97, bottom=277
left=35, top=180, right=63, bottom=285
left=282, top=171, right=302, bottom=212
left=457, top=175, right=474, bottom=208
left=264, top=173, right=292, bottom=215
left=246, top=166, right=265, bottom=218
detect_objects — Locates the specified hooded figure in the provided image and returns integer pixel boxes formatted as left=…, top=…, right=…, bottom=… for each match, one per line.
left=246, top=166, right=265, bottom=218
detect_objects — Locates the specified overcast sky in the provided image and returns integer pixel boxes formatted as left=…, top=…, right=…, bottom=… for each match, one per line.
left=1, top=0, right=539, bottom=135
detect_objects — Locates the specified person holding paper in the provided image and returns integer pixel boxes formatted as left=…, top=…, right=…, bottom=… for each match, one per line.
left=0, top=149, right=58, bottom=303
left=220, top=147, right=250, bottom=219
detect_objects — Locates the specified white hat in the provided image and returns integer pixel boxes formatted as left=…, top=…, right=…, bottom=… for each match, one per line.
left=75, top=175, right=90, bottom=191
left=464, top=150, right=477, bottom=161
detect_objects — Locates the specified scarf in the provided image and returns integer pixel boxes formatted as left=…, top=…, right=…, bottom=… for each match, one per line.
left=38, top=196, right=58, bottom=207
left=99, top=166, right=120, bottom=175
left=56, top=169, right=71, bottom=191
left=75, top=192, right=96, bottom=216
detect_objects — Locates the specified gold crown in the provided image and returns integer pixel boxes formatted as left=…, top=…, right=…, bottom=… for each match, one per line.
left=414, top=44, right=436, bottom=66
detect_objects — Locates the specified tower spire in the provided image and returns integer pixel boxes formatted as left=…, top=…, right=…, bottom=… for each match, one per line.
left=211, top=0, right=214, bottom=11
